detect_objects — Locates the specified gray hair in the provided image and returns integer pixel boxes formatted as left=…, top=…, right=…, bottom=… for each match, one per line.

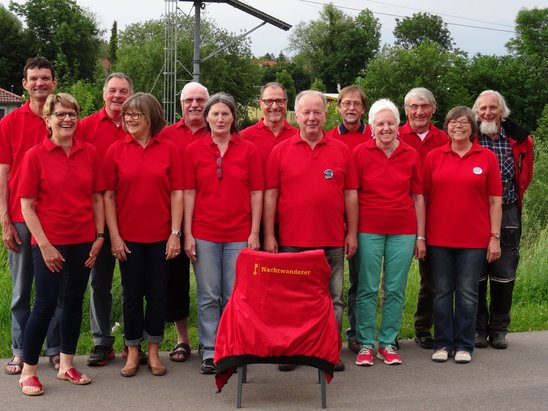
left=103, top=72, right=133, bottom=93
left=294, top=90, right=327, bottom=112
left=260, top=82, right=288, bottom=100
left=180, top=82, right=209, bottom=100
left=472, top=90, right=511, bottom=121
left=204, top=92, right=239, bottom=135
left=404, top=87, right=437, bottom=109
left=368, top=98, right=400, bottom=126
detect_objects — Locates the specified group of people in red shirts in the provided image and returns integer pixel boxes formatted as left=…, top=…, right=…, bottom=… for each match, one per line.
left=1, top=56, right=533, bottom=397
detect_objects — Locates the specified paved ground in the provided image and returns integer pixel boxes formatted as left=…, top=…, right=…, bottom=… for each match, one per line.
left=2, top=331, right=547, bottom=410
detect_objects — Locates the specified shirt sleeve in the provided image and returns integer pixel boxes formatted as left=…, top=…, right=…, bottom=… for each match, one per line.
left=486, top=150, right=503, bottom=197
left=168, top=142, right=184, bottom=191
left=0, top=116, right=14, bottom=165
left=410, top=150, right=423, bottom=195
left=343, top=145, right=358, bottom=190
left=17, top=149, right=39, bottom=199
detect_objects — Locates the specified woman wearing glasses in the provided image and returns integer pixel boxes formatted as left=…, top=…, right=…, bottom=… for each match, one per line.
left=183, top=93, right=263, bottom=374
left=104, top=92, right=183, bottom=377
left=18, top=93, right=104, bottom=395
left=424, top=107, right=502, bottom=364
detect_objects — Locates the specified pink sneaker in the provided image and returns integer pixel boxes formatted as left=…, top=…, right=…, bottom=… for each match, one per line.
left=355, top=346, right=373, bottom=366
left=377, top=346, right=402, bottom=365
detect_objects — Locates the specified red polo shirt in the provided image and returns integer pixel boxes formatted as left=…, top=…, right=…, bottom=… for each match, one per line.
left=327, top=121, right=373, bottom=154
left=160, top=118, right=208, bottom=161
left=266, top=133, right=358, bottom=247
left=104, top=134, right=183, bottom=243
left=77, top=107, right=129, bottom=163
left=398, top=121, right=449, bottom=164
left=353, top=139, right=422, bottom=235
left=184, top=133, right=263, bottom=242
left=423, top=142, right=502, bottom=248
left=0, top=101, right=48, bottom=223
left=18, top=137, right=104, bottom=245
left=240, top=118, right=297, bottom=170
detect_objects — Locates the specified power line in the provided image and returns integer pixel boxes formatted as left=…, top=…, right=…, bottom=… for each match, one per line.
left=298, top=0, right=515, bottom=34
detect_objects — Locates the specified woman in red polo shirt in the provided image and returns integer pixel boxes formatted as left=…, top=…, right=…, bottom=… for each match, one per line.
left=18, top=93, right=105, bottom=395
left=104, top=92, right=183, bottom=378
left=183, top=92, right=263, bottom=375
left=353, top=98, right=425, bottom=367
left=425, top=106, right=502, bottom=364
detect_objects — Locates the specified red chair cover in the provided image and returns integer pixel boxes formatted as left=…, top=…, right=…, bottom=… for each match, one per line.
left=214, top=248, right=341, bottom=391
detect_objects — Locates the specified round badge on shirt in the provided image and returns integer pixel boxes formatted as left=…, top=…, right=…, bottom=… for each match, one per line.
left=473, top=167, right=483, bottom=175
left=324, top=169, right=334, bottom=179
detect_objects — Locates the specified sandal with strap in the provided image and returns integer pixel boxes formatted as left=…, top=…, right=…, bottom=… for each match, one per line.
left=49, top=354, right=60, bottom=370
left=169, top=343, right=191, bottom=362
left=57, top=367, right=92, bottom=385
left=4, top=356, right=23, bottom=375
left=20, top=375, right=44, bottom=396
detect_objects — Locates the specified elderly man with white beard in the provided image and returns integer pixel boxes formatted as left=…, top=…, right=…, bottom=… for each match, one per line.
left=472, top=90, right=534, bottom=350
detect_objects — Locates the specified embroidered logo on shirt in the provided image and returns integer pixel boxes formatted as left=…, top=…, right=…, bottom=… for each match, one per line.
left=324, top=169, right=334, bottom=179
left=473, top=167, right=483, bottom=175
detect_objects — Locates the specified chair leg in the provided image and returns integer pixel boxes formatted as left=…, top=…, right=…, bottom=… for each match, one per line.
left=242, top=364, right=247, bottom=383
left=237, top=366, right=244, bottom=408
left=320, top=371, right=327, bottom=409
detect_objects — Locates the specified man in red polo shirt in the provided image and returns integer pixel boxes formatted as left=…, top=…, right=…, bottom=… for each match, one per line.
left=160, top=81, right=209, bottom=364
left=327, top=85, right=372, bottom=355
left=0, top=57, right=61, bottom=375
left=78, top=73, right=134, bottom=367
left=240, top=82, right=297, bottom=170
left=264, top=90, right=359, bottom=372
left=399, top=87, right=449, bottom=350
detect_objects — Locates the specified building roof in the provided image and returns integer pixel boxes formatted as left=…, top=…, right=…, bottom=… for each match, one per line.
left=0, top=88, right=22, bottom=103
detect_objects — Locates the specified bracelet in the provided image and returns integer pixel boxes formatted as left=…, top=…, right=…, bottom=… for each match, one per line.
left=490, top=232, right=501, bottom=239
left=416, top=236, right=426, bottom=241
left=96, top=233, right=105, bottom=239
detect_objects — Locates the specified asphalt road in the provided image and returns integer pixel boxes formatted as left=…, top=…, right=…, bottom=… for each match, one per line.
left=2, top=331, right=547, bottom=410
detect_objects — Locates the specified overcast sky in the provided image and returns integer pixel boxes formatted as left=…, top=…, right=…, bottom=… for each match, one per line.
left=3, top=0, right=547, bottom=56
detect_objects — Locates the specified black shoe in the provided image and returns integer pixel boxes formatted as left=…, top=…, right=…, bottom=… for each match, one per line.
left=347, top=339, right=361, bottom=354
left=278, top=363, right=297, bottom=371
left=87, top=345, right=115, bottom=366
left=475, top=334, right=489, bottom=348
left=200, top=358, right=216, bottom=374
left=334, top=360, right=345, bottom=372
left=122, top=344, right=148, bottom=365
left=392, top=338, right=400, bottom=351
left=414, top=335, right=435, bottom=349
left=489, top=334, right=508, bottom=349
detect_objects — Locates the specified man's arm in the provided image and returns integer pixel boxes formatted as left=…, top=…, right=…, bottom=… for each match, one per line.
left=344, top=189, right=358, bottom=259
left=0, top=163, right=21, bottom=251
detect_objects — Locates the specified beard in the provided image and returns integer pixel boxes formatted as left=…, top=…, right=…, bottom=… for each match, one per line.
left=480, top=120, right=499, bottom=136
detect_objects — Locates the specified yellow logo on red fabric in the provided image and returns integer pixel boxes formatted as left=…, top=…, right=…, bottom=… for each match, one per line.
left=252, top=263, right=311, bottom=276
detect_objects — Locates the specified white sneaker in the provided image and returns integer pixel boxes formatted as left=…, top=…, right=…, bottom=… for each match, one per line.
left=432, top=348, right=449, bottom=362
left=454, top=351, right=472, bottom=364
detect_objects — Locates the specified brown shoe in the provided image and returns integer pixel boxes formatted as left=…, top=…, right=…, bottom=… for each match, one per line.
left=347, top=339, right=361, bottom=354
left=147, top=360, right=167, bottom=376
left=120, top=366, right=139, bottom=377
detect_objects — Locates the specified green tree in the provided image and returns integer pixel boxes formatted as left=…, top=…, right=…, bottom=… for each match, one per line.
left=289, top=4, right=381, bottom=91
left=9, top=0, right=102, bottom=84
left=109, top=21, right=118, bottom=65
left=0, top=5, right=29, bottom=94
left=393, top=12, right=453, bottom=51
left=275, top=70, right=296, bottom=110
left=310, top=78, right=326, bottom=92
left=506, top=8, right=548, bottom=60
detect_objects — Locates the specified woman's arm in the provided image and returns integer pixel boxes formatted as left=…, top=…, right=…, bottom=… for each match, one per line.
left=21, top=197, right=64, bottom=272
left=413, top=193, right=426, bottom=260
left=183, top=189, right=197, bottom=262
left=85, top=192, right=106, bottom=268
left=262, top=188, right=279, bottom=253
left=104, top=190, right=130, bottom=261
left=166, top=190, right=183, bottom=260
left=247, top=190, right=263, bottom=250
left=487, top=195, right=502, bottom=263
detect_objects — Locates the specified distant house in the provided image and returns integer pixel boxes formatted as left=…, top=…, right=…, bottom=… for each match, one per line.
left=0, top=88, right=22, bottom=119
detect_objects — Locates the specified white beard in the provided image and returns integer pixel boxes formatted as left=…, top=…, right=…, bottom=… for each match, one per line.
left=480, top=121, right=499, bottom=136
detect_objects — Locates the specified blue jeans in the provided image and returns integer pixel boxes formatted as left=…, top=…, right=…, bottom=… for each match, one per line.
left=9, top=222, right=60, bottom=357
left=89, top=230, right=116, bottom=347
left=429, top=246, right=486, bottom=354
left=23, top=243, right=91, bottom=365
left=279, top=246, right=345, bottom=334
left=355, top=234, right=415, bottom=348
left=193, top=239, right=247, bottom=360
left=120, top=241, right=169, bottom=345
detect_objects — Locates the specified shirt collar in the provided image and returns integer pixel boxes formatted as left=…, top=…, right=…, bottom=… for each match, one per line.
left=338, top=121, right=365, bottom=135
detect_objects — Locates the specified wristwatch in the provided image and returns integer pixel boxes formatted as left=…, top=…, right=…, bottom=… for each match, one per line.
left=96, top=233, right=105, bottom=239
left=171, top=229, right=182, bottom=237
left=490, top=232, right=501, bottom=239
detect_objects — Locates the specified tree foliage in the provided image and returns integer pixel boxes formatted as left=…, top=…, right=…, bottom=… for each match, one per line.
left=9, top=0, right=102, bottom=85
left=109, top=21, right=118, bottom=64
left=275, top=70, right=296, bottom=110
left=0, top=4, right=29, bottom=94
left=393, top=12, right=453, bottom=51
left=289, top=4, right=381, bottom=91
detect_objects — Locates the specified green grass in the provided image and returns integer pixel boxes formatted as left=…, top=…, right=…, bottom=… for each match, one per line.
left=1, top=227, right=547, bottom=358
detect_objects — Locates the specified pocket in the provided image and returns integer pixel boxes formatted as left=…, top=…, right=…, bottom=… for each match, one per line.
left=501, top=226, right=520, bottom=247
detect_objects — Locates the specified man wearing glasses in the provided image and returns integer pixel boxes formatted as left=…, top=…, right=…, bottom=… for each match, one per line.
left=78, top=72, right=135, bottom=367
left=326, top=85, right=371, bottom=356
left=161, top=81, right=209, bottom=364
left=0, top=57, right=61, bottom=375
left=399, top=87, right=448, bottom=350
left=240, top=82, right=297, bottom=170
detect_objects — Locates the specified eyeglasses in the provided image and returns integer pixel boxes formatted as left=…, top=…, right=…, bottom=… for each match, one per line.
left=53, top=111, right=78, bottom=120
left=406, top=104, right=432, bottom=111
left=340, top=101, right=363, bottom=109
left=216, top=156, right=223, bottom=180
left=123, top=112, right=145, bottom=121
left=260, top=99, right=287, bottom=106
left=183, top=98, right=206, bottom=105
left=448, top=119, right=471, bottom=127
